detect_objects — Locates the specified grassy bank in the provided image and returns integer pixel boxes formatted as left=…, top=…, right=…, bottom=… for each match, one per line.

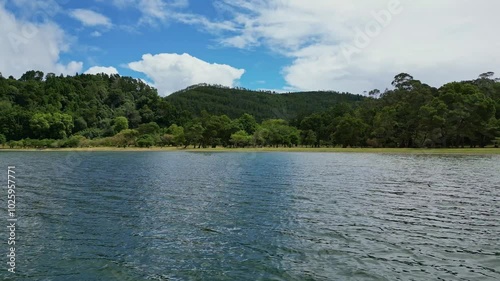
left=1, top=146, right=500, bottom=154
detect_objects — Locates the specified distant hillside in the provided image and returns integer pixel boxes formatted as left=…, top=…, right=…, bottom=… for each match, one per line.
left=166, top=85, right=365, bottom=121
left=1, top=71, right=498, bottom=148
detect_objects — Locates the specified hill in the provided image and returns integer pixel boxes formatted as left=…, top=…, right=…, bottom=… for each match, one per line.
left=166, top=84, right=365, bottom=121
left=1, top=71, right=498, bottom=149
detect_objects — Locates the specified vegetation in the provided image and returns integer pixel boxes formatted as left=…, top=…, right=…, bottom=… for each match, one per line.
left=166, top=84, right=364, bottom=121
left=1, top=70, right=499, bottom=150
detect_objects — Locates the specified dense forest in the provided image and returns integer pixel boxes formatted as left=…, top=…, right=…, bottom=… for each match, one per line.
left=0, top=70, right=499, bottom=149
left=167, top=84, right=364, bottom=121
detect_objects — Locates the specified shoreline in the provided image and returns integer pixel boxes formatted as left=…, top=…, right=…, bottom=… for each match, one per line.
left=1, top=147, right=500, bottom=154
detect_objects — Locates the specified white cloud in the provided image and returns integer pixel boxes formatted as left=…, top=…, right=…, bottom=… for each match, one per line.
left=85, top=66, right=119, bottom=75
left=90, top=31, right=102, bottom=37
left=70, top=9, right=112, bottom=27
left=101, top=0, right=232, bottom=31
left=134, top=0, right=168, bottom=25
left=128, top=53, right=245, bottom=96
left=0, top=3, right=83, bottom=78
left=107, top=0, right=136, bottom=9
left=101, top=0, right=188, bottom=25
left=10, top=0, right=62, bottom=18
left=207, top=0, right=500, bottom=94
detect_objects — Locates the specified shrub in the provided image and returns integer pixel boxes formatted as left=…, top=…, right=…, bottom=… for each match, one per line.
left=63, top=135, right=87, bottom=148
left=137, top=134, right=155, bottom=148
left=76, top=128, right=103, bottom=139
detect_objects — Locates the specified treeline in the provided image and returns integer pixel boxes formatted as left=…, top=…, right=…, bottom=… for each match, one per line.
left=3, top=113, right=300, bottom=149
left=0, top=71, right=499, bottom=149
left=0, top=71, right=187, bottom=142
left=305, top=72, right=499, bottom=148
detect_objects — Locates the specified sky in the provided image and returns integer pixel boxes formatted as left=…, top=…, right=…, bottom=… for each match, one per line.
left=0, top=0, right=499, bottom=96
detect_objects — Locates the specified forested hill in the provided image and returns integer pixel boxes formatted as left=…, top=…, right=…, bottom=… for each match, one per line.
left=166, top=85, right=364, bottom=121
left=0, top=71, right=499, bottom=149
left=0, top=71, right=360, bottom=141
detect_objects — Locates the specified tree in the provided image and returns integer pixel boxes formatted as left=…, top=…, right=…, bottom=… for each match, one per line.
left=167, top=124, right=185, bottom=146
left=113, top=116, right=129, bottom=133
left=230, top=130, right=252, bottom=147
left=30, top=113, right=51, bottom=139
left=159, top=134, right=174, bottom=147
left=438, top=82, right=496, bottom=147
left=184, top=122, right=204, bottom=148
left=260, top=119, right=300, bottom=147
left=20, top=70, right=44, bottom=81
left=137, top=134, right=155, bottom=148
left=45, top=73, right=56, bottom=80
left=0, top=134, right=6, bottom=147
left=137, top=122, right=160, bottom=135
left=302, top=130, right=317, bottom=147
left=478, top=72, right=495, bottom=80
left=237, top=113, right=258, bottom=135
left=333, top=115, right=368, bottom=148
left=391, top=73, right=414, bottom=90
left=73, top=117, right=88, bottom=133
left=253, top=126, right=269, bottom=147
left=418, top=99, right=447, bottom=147
left=139, top=105, right=155, bottom=123
left=30, top=112, right=74, bottom=140
left=51, top=113, right=74, bottom=139
left=372, top=106, right=400, bottom=147
left=368, top=89, right=381, bottom=98
left=114, top=129, right=139, bottom=147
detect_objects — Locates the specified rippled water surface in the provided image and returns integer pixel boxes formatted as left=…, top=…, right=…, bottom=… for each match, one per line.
left=0, top=152, right=499, bottom=280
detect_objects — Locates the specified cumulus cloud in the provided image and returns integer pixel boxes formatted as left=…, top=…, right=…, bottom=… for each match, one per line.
left=128, top=53, right=245, bottom=96
left=85, top=66, right=119, bottom=75
left=205, top=0, right=500, bottom=93
left=0, top=3, right=83, bottom=78
left=70, top=9, right=112, bottom=27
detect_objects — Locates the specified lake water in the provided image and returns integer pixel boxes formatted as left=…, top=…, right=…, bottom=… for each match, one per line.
left=0, top=152, right=499, bottom=280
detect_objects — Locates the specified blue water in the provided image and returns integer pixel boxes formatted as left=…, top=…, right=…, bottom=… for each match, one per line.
left=0, top=151, right=499, bottom=280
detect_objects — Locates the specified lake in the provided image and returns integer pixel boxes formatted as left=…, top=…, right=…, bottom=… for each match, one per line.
left=0, top=152, right=499, bottom=280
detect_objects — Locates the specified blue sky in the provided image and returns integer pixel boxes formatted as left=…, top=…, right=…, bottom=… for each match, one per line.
left=1, top=0, right=499, bottom=96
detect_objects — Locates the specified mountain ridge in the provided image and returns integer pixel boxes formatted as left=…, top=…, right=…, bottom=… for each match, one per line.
left=165, top=84, right=365, bottom=121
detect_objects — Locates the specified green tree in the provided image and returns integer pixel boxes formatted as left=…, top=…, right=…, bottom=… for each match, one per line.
left=237, top=113, right=258, bottom=135
left=137, top=122, right=160, bottom=135
left=0, top=133, right=6, bottom=147
left=137, top=134, right=155, bottom=148
left=418, top=99, right=447, bottom=147
left=260, top=119, right=300, bottom=147
left=230, top=130, right=252, bottom=147
left=113, top=116, right=129, bottom=133
left=30, top=113, right=51, bottom=139
left=50, top=113, right=74, bottom=139
left=114, top=129, right=139, bottom=147
left=167, top=124, right=185, bottom=146
left=333, top=115, right=368, bottom=148
left=302, top=130, right=317, bottom=147
left=184, top=122, right=204, bottom=148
